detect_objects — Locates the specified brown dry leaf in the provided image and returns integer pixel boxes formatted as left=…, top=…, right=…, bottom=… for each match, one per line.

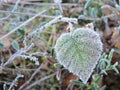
left=62, top=73, right=78, bottom=86
left=0, top=23, right=11, bottom=48
left=112, top=52, right=120, bottom=64
left=0, top=36, right=11, bottom=48
left=114, top=38, right=120, bottom=49
left=13, top=57, right=22, bottom=66
left=41, top=61, right=50, bottom=70
left=101, top=5, right=120, bottom=20
left=69, top=6, right=83, bottom=14
left=111, top=27, right=120, bottom=49
left=101, top=5, right=113, bottom=15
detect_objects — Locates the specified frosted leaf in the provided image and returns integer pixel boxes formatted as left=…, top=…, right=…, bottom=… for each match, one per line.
left=54, top=28, right=103, bottom=84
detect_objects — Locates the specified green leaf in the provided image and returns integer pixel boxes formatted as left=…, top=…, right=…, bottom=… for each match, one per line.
left=78, top=15, right=86, bottom=19
left=50, top=48, right=55, bottom=57
left=87, top=74, right=104, bottom=90
left=114, top=49, right=120, bottom=54
left=99, top=60, right=107, bottom=70
left=70, top=80, right=85, bottom=90
left=12, top=40, right=20, bottom=51
left=54, top=63, right=62, bottom=68
left=84, top=0, right=93, bottom=9
left=3, top=84, right=9, bottom=90
left=55, top=28, right=103, bottom=84
left=92, top=74, right=102, bottom=84
left=113, top=62, right=119, bottom=74
left=89, top=7, right=97, bottom=17
left=108, top=49, right=114, bottom=61
left=55, top=9, right=61, bottom=15
left=99, top=50, right=119, bottom=74
left=0, top=42, right=4, bottom=49
left=18, top=29, right=25, bottom=35
left=70, top=80, right=81, bottom=86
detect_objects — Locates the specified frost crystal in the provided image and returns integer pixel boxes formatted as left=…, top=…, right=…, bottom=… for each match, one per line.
left=54, top=28, right=103, bottom=84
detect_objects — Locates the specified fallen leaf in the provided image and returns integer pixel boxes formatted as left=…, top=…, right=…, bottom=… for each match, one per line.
left=63, top=73, right=78, bottom=86
left=111, top=27, right=120, bottom=49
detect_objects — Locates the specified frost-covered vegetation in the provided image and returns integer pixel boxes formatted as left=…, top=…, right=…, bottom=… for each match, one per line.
left=0, top=0, right=120, bottom=90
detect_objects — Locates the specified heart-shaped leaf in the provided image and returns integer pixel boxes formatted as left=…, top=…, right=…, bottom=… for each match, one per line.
left=54, top=28, right=103, bottom=84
